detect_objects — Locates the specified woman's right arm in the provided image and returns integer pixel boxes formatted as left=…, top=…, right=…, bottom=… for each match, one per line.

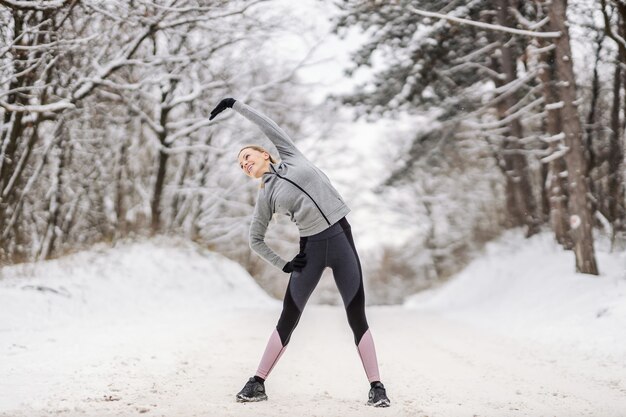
left=249, top=194, right=289, bottom=271
left=232, top=101, right=305, bottom=161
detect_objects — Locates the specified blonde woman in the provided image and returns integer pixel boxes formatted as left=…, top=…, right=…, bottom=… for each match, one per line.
left=209, top=98, right=390, bottom=407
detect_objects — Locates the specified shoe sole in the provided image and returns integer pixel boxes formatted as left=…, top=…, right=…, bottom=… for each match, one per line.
left=367, top=399, right=391, bottom=408
left=236, top=394, right=268, bottom=403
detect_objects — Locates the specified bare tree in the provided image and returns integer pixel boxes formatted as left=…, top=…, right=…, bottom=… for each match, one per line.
left=548, top=0, right=598, bottom=274
left=600, top=0, right=626, bottom=246
left=534, top=32, right=571, bottom=248
left=492, top=0, right=540, bottom=236
left=0, top=0, right=304, bottom=264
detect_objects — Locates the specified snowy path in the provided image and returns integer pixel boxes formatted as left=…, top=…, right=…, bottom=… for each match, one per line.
left=1, top=237, right=625, bottom=417
left=2, top=305, right=625, bottom=417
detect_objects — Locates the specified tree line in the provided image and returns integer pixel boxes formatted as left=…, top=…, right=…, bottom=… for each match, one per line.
left=335, top=0, right=626, bottom=276
left=1, top=0, right=624, bottom=301
left=0, top=0, right=315, bottom=269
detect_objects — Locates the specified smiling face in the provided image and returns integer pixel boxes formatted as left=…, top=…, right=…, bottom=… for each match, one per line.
left=238, top=147, right=271, bottom=179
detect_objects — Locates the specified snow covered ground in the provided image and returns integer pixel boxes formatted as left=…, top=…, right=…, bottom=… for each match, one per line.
left=1, top=232, right=625, bottom=417
left=406, top=230, right=626, bottom=358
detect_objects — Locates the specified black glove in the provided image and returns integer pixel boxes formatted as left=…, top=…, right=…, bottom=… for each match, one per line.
left=282, top=253, right=307, bottom=273
left=209, top=98, right=236, bottom=120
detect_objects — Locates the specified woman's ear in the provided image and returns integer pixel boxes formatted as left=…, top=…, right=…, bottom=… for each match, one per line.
left=262, top=151, right=270, bottom=160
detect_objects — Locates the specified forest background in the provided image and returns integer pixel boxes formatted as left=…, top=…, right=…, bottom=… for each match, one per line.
left=1, top=0, right=624, bottom=304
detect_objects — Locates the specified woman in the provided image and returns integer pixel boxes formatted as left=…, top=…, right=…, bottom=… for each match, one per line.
left=209, top=98, right=390, bottom=407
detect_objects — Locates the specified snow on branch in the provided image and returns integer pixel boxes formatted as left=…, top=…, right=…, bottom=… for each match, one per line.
left=164, top=119, right=215, bottom=145
left=509, top=9, right=550, bottom=31
left=160, top=143, right=222, bottom=155
left=493, top=70, right=538, bottom=95
left=528, top=44, right=556, bottom=57
left=407, top=6, right=561, bottom=38
left=600, top=0, right=626, bottom=54
left=541, top=132, right=566, bottom=143
left=456, top=41, right=501, bottom=63
left=166, top=117, right=210, bottom=130
left=545, top=101, right=564, bottom=110
left=154, top=0, right=270, bottom=30
left=134, top=0, right=227, bottom=13
left=107, top=92, right=164, bottom=135
left=505, top=93, right=544, bottom=117
left=464, top=96, right=544, bottom=130
left=0, top=0, right=69, bottom=11
left=166, top=85, right=202, bottom=109
left=9, top=34, right=99, bottom=53
left=0, top=100, right=75, bottom=113
left=443, top=62, right=505, bottom=81
left=541, top=145, right=569, bottom=163
left=71, top=22, right=162, bottom=101
left=509, top=8, right=533, bottom=28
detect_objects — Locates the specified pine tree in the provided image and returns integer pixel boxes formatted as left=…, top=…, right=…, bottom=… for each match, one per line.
left=334, top=0, right=542, bottom=235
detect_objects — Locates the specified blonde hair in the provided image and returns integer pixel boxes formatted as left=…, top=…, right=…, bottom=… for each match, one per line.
left=237, top=145, right=277, bottom=164
left=237, top=145, right=278, bottom=188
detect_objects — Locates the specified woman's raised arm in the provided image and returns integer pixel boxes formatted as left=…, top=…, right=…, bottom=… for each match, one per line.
left=210, top=98, right=305, bottom=161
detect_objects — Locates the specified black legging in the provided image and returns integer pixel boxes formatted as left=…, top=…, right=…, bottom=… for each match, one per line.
left=277, top=217, right=368, bottom=345
left=255, top=217, right=381, bottom=382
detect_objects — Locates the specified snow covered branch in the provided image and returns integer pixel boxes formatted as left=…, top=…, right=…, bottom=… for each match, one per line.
left=71, top=22, right=162, bottom=101
left=600, top=0, right=626, bottom=54
left=166, top=84, right=202, bottom=109
left=545, top=101, right=564, bottom=110
left=443, top=62, right=505, bottom=81
left=541, top=145, right=570, bottom=163
left=541, top=132, right=566, bottom=144
left=407, top=6, right=561, bottom=38
left=164, top=119, right=215, bottom=145
left=160, top=143, right=222, bottom=155
left=493, top=70, right=539, bottom=96
left=0, top=100, right=75, bottom=113
left=528, top=44, right=556, bottom=57
left=509, top=9, right=550, bottom=31
left=455, top=42, right=501, bottom=64
left=109, top=92, right=164, bottom=135
left=0, top=0, right=70, bottom=11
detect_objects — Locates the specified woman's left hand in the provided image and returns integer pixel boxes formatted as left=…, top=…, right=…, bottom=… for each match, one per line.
left=282, top=253, right=307, bottom=273
left=209, top=98, right=236, bottom=120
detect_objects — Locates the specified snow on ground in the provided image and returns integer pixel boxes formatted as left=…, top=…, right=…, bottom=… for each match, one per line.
left=1, top=233, right=625, bottom=416
left=405, top=230, right=626, bottom=358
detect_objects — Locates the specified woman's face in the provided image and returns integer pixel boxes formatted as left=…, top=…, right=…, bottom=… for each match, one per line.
left=238, top=148, right=270, bottom=179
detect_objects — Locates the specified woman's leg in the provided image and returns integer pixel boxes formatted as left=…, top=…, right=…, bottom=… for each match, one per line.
left=255, top=239, right=326, bottom=380
left=328, top=219, right=381, bottom=383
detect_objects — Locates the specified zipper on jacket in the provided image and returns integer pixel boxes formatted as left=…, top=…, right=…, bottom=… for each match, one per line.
left=270, top=169, right=331, bottom=226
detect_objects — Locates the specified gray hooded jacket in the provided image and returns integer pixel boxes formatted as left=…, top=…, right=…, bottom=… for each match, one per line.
left=233, top=101, right=351, bottom=270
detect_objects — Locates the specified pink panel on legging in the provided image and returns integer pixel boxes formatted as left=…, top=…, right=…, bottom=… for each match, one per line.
left=256, top=329, right=286, bottom=379
left=357, top=329, right=381, bottom=383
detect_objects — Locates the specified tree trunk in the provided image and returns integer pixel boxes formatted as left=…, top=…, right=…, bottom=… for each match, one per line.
left=585, top=34, right=603, bottom=179
left=494, top=0, right=540, bottom=237
left=0, top=12, right=27, bottom=260
left=548, top=0, right=598, bottom=274
left=171, top=138, right=192, bottom=229
left=607, top=12, right=626, bottom=240
left=39, top=134, right=68, bottom=260
left=114, top=139, right=128, bottom=237
left=538, top=45, right=572, bottom=249
left=150, top=95, right=171, bottom=233
left=151, top=147, right=169, bottom=234
left=0, top=9, right=55, bottom=262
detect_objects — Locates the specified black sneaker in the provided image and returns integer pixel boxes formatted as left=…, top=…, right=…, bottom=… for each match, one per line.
left=236, top=377, right=268, bottom=403
left=367, top=381, right=390, bottom=407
